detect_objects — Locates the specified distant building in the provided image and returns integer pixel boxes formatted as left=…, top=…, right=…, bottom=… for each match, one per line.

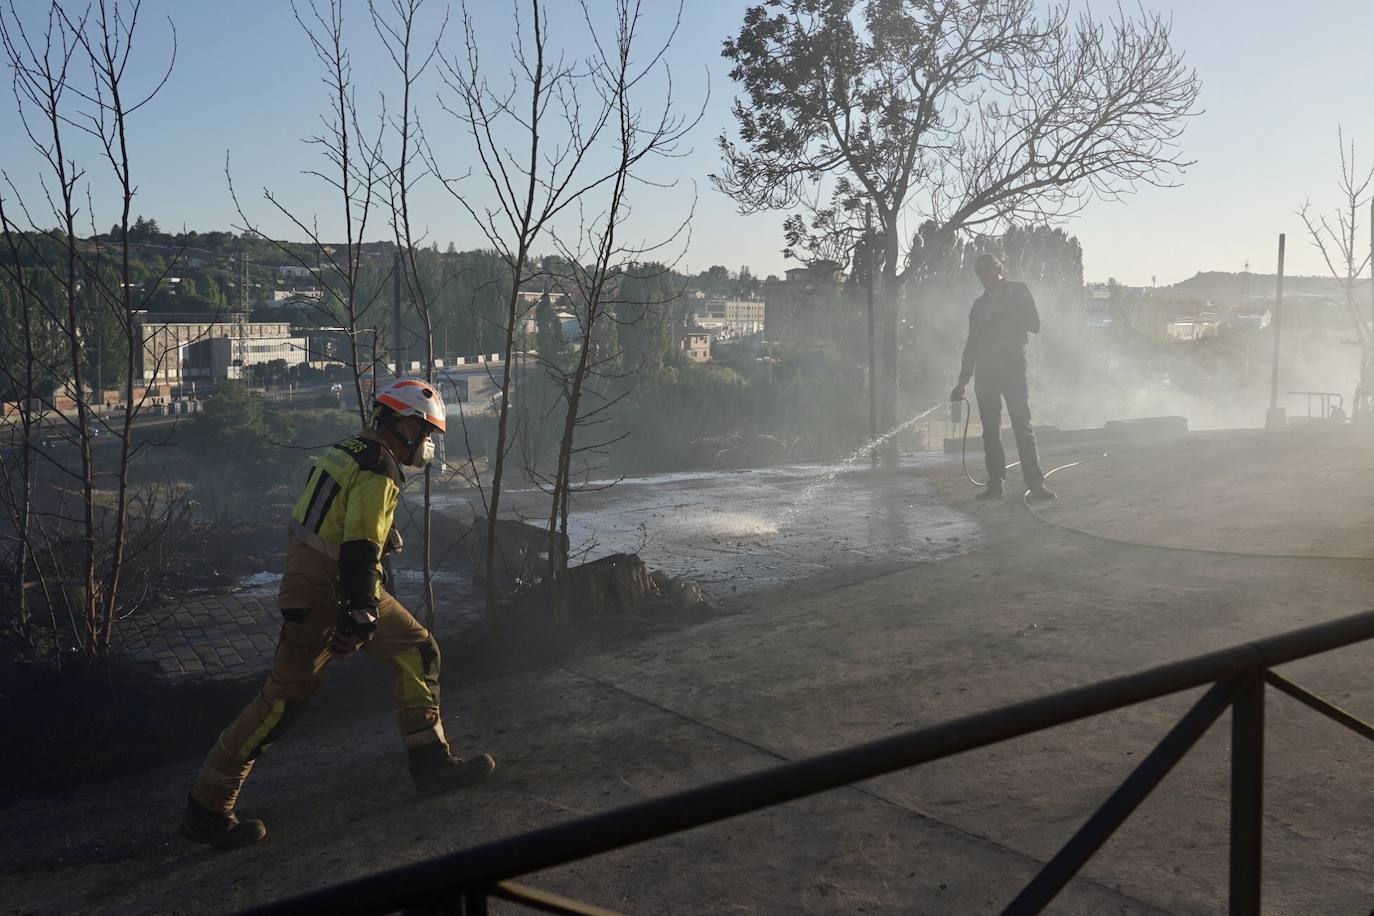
left=517, top=288, right=576, bottom=337
left=1229, top=307, right=1272, bottom=332
left=302, top=328, right=350, bottom=366
left=133, top=311, right=308, bottom=384
left=674, top=320, right=712, bottom=362
left=688, top=298, right=765, bottom=338
left=517, top=289, right=574, bottom=309
left=557, top=311, right=583, bottom=341
left=1166, top=313, right=1220, bottom=341
left=763, top=261, right=845, bottom=342
left=273, top=288, right=324, bottom=302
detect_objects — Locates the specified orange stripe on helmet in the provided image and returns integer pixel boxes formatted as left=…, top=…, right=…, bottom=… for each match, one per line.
left=376, top=393, right=447, bottom=432
left=375, top=393, right=412, bottom=413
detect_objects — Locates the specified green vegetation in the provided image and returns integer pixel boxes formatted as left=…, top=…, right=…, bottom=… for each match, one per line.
left=3, top=220, right=1091, bottom=482
left=181, top=382, right=357, bottom=497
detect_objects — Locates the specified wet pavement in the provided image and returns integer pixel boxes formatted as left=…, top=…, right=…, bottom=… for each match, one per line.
left=117, top=455, right=980, bottom=682
left=434, top=454, right=981, bottom=596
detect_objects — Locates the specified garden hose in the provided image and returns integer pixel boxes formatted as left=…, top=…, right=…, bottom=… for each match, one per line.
left=957, top=395, right=1107, bottom=495
left=957, top=395, right=1019, bottom=487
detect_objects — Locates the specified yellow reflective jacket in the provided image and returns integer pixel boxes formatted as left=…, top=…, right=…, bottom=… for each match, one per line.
left=287, top=429, right=403, bottom=608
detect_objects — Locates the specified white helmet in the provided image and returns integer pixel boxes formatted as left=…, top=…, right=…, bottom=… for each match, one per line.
left=374, top=378, right=447, bottom=432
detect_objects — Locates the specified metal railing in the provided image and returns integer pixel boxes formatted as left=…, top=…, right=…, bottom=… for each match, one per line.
left=242, top=609, right=1374, bottom=916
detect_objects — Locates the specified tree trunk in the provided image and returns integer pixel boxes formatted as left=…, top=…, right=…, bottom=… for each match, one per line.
left=484, top=257, right=527, bottom=620
left=878, top=235, right=902, bottom=467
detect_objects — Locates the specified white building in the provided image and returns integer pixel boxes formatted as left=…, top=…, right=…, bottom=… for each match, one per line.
left=688, top=298, right=765, bottom=337
left=133, top=311, right=308, bottom=384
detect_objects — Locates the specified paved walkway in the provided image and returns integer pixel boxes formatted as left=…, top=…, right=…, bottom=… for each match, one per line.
left=116, top=594, right=280, bottom=680
left=114, top=569, right=484, bottom=682
left=14, top=429, right=1374, bottom=914
left=1036, top=425, right=1374, bottom=557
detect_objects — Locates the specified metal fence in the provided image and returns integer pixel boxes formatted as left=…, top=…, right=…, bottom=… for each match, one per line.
left=241, top=609, right=1374, bottom=916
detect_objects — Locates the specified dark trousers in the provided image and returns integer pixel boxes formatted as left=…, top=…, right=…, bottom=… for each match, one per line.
left=975, top=372, right=1044, bottom=487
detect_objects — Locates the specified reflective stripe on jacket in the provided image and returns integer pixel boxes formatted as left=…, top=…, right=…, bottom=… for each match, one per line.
left=287, top=429, right=403, bottom=608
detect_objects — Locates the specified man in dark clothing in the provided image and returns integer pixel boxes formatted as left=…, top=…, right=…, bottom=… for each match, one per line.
left=950, top=254, right=1056, bottom=501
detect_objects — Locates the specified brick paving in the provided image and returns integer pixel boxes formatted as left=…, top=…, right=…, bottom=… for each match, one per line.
left=115, top=593, right=278, bottom=681
left=114, top=568, right=484, bottom=683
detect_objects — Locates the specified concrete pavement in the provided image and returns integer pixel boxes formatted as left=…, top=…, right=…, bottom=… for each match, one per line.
left=11, top=429, right=1374, bottom=914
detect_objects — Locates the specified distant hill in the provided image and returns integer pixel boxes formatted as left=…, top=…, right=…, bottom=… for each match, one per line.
left=1164, top=270, right=1370, bottom=305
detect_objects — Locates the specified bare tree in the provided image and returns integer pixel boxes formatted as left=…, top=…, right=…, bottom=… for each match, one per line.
left=372, top=0, right=447, bottom=627
left=229, top=0, right=390, bottom=426
left=714, top=0, right=1201, bottom=462
left=1297, top=128, right=1374, bottom=417
left=0, top=195, right=41, bottom=638
left=0, top=0, right=177, bottom=662
left=537, top=0, right=697, bottom=577
left=431, top=0, right=627, bottom=618
left=65, top=0, right=176, bottom=656
left=2, top=1, right=99, bottom=651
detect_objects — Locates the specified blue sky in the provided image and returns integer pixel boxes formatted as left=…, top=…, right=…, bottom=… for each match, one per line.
left=2, top=0, right=1372, bottom=286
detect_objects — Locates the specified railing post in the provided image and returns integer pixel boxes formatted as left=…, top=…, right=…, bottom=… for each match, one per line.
left=1230, top=672, right=1265, bottom=915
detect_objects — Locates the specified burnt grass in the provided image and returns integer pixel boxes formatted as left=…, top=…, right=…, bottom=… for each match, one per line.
left=0, top=513, right=287, bottom=809
left=0, top=510, right=716, bottom=809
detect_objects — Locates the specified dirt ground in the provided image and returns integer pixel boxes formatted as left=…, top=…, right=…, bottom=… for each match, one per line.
left=7, top=428, right=1374, bottom=915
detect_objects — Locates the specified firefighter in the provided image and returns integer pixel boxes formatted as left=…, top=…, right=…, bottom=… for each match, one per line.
left=950, top=254, right=1056, bottom=501
left=181, top=379, right=494, bottom=848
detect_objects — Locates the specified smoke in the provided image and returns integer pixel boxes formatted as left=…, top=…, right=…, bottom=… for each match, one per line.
left=909, top=257, right=1366, bottom=433
left=1024, top=284, right=1364, bottom=431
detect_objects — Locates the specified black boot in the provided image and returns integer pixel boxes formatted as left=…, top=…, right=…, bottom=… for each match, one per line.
left=408, top=743, right=495, bottom=797
left=975, top=480, right=1005, bottom=500
left=180, top=796, right=267, bottom=849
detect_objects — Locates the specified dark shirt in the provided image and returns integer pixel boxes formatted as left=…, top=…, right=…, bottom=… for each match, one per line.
left=958, top=280, right=1040, bottom=384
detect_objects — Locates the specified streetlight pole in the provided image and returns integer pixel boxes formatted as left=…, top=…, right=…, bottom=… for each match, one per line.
left=865, top=203, right=878, bottom=465
left=393, top=251, right=404, bottom=378
left=1266, top=233, right=1287, bottom=429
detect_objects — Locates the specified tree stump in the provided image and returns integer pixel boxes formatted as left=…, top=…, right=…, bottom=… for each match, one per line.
left=558, top=553, right=653, bottom=623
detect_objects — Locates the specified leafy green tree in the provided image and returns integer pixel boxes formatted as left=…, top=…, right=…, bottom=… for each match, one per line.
left=534, top=292, right=567, bottom=366
left=695, top=265, right=732, bottom=298
left=129, top=215, right=160, bottom=242
left=616, top=264, right=680, bottom=376
left=190, top=382, right=267, bottom=445
left=0, top=268, right=66, bottom=401
left=182, top=383, right=355, bottom=503
left=715, top=0, right=1201, bottom=458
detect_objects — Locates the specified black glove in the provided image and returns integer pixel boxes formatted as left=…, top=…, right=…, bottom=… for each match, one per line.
left=384, top=526, right=404, bottom=556
left=950, top=383, right=966, bottom=402
left=330, top=602, right=380, bottom=655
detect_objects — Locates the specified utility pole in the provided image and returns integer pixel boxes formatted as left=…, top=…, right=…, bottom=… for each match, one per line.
left=864, top=203, right=878, bottom=464
left=1266, top=233, right=1287, bottom=429
left=235, top=251, right=250, bottom=376
left=393, top=251, right=404, bottom=378
left=1365, top=199, right=1374, bottom=422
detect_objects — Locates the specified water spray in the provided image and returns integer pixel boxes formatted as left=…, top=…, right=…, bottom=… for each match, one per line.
left=774, top=403, right=945, bottom=528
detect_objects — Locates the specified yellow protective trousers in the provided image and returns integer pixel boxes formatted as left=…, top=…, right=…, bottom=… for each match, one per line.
left=190, top=575, right=445, bottom=815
